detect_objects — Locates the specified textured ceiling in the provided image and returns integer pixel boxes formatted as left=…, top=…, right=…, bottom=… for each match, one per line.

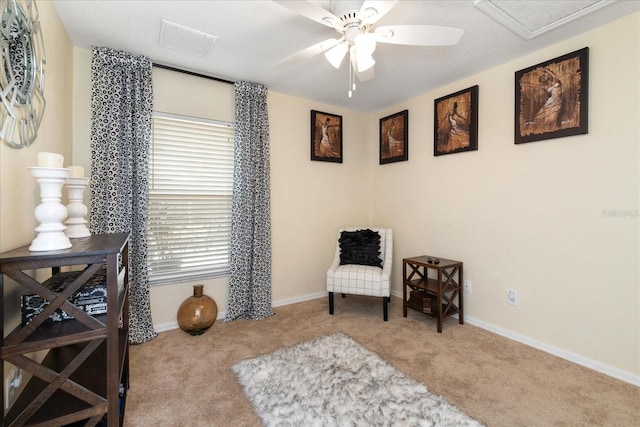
left=51, top=0, right=639, bottom=113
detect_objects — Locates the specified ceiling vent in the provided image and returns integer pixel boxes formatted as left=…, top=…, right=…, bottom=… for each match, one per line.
left=158, top=19, right=217, bottom=57
left=474, top=0, right=616, bottom=40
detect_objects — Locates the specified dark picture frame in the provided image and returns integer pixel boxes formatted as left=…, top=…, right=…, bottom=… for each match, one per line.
left=311, top=110, right=342, bottom=163
left=515, top=47, right=589, bottom=144
left=380, top=110, right=408, bottom=164
left=434, top=85, right=478, bottom=156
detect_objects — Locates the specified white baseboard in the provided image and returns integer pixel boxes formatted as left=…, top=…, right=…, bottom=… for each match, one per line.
left=154, top=309, right=228, bottom=333
left=153, top=321, right=181, bottom=333
left=464, top=315, right=640, bottom=387
left=390, top=290, right=639, bottom=386
left=155, top=289, right=639, bottom=386
left=153, top=291, right=326, bottom=334
left=272, top=291, right=327, bottom=307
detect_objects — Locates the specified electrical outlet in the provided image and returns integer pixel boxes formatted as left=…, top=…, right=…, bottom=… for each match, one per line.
left=3, top=376, right=8, bottom=410
left=5, top=368, right=21, bottom=410
left=463, top=280, right=472, bottom=293
left=507, top=288, right=518, bottom=306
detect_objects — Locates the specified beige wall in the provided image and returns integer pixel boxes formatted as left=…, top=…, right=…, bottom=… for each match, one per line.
left=269, top=92, right=372, bottom=303
left=71, top=47, right=91, bottom=202
left=0, top=1, right=73, bottom=252
left=372, top=13, right=639, bottom=379
left=1, top=0, right=74, bottom=403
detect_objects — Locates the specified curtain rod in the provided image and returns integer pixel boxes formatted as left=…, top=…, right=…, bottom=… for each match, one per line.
left=152, top=63, right=235, bottom=85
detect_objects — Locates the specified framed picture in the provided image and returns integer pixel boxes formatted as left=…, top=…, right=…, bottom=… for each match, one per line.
left=380, top=110, right=408, bottom=164
left=311, top=110, right=342, bottom=163
left=515, top=47, right=588, bottom=144
left=434, top=85, right=478, bottom=156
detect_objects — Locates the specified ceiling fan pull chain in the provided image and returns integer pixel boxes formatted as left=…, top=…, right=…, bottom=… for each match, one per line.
left=348, top=46, right=354, bottom=97
left=352, top=67, right=356, bottom=92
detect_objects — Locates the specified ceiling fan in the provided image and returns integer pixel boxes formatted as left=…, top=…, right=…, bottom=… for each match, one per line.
left=273, top=0, right=464, bottom=97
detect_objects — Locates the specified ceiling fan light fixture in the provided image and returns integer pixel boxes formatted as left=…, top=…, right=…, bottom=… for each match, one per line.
left=324, top=42, right=348, bottom=68
left=356, top=54, right=375, bottom=72
left=354, top=33, right=376, bottom=72
left=355, top=32, right=377, bottom=54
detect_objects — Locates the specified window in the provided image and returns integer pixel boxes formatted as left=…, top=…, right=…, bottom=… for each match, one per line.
left=148, top=112, right=235, bottom=285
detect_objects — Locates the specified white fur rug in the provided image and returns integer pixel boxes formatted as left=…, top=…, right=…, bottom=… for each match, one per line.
left=232, top=333, right=483, bottom=426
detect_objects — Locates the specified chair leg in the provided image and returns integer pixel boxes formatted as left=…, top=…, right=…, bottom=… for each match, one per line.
left=383, top=296, right=389, bottom=321
left=329, top=292, right=334, bottom=315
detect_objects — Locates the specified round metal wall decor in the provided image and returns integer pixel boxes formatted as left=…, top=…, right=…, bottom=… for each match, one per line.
left=0, top=0, right=45, bottom=149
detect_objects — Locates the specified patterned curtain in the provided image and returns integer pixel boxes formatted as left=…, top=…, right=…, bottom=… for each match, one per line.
left=224, top=82, right=273, bottom=322
left=89, top=46, right=157, bottom=344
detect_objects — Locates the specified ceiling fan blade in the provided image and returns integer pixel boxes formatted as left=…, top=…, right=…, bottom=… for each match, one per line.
left=360, top=1, right=399, bottom=25
left=273, top=0, right=340, bottom=28
left=375, top=25, right=464, bottom=46
left=274, top=38, right=341, bottom=69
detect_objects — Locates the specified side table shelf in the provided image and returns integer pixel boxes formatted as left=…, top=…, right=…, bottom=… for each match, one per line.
left=1, top=233, right=130, bottom=426
left=402, top=255, right=463, bottom=333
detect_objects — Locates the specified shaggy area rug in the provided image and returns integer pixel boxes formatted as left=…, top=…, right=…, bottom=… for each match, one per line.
left=232, top=333, right=483, bottom=426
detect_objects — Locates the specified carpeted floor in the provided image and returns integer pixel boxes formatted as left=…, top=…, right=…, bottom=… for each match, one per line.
left=125, top=296, right=640, bottom=426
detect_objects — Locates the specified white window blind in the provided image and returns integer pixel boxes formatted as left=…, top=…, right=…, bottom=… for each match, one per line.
left=148, top=112, right=235, bottom=285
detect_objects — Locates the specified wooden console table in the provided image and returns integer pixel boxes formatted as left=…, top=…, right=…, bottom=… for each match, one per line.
left=1, top=233, right=130, bottom=426
left=403, top=255, right=463, bottom=333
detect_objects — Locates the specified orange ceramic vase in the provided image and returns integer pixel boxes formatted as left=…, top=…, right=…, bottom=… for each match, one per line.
left=177, top=285, right=217, bottom=335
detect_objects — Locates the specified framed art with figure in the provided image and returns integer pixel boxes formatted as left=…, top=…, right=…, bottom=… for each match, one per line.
left=380, top=110, right=408, bottom=164
left=515, top=47, right=588, bottom=144
left=311, top=110, right=342, bottom=163
left=434, top=85, right=478, bottom=156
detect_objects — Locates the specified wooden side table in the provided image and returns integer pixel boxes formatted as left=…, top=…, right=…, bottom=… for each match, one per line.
left=403, top=255, right=463, bottom=333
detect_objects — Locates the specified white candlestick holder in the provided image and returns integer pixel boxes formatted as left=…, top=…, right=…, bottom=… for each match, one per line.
left=29, top=167, right=72, bottom=251
left=65, top=177, right=91, bottom=238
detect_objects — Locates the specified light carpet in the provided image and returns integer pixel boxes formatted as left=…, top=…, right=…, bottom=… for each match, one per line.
left=232, top=332, right=483, bottom=426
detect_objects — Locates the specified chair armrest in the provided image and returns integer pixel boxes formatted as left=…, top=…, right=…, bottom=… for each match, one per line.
left=327, top=255, right=341, bottom=275
left=327, top=234, right=342, bottom=277
left=381, top=261, right=392, bottom=280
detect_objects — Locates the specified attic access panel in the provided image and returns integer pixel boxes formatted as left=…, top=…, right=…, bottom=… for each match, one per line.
left=474, top=0, right=615, bottom=39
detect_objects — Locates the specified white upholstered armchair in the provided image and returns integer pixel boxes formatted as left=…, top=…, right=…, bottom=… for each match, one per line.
left=326, top=228, right=393, bottom=321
